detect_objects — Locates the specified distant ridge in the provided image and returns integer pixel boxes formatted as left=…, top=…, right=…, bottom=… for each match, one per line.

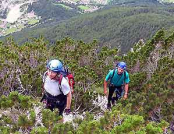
left=4, top=4, right=174, bottom=53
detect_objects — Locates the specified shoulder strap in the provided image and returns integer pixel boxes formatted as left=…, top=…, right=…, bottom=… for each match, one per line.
left=123, top=71, right=126, bottom=84
left=57, top=74, right=64, bottom=94
left=112, top=70, right=126, bottom=86
left=110, top=69, right=115, bottom=81
left=43, top=72, right=64, bottom=93
left=43, top=71, right=49, bottom=84
left=58, top=74, right=63, bottom=85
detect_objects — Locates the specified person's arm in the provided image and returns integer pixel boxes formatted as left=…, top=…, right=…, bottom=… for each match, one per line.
left=42, top=87, right=44, bottom=94
left=61, top=77, right=72, bottom=110
left=66, top=91, right=72, bottom=109
left=104, top=71, right=112, bottom=95
left=104, top=80, right=108, bottom=95
left=70, top=80, right=74, bottom=94
left=123, top=83, right=129, bottom=99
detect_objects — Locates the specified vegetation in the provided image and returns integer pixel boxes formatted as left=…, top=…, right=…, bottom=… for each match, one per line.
left=4, top=27, right=18, bottom=35
left=54, top=4, right=73, bottom=10
left=5, top=4, right=174, bottom=53
left=78, top=5, right=90, bottom=10
left=28, top=19, right=39, bottom=25
left=109, top=0, right=160, bottom=5
left=27, top=0, right=79, bottom=22
left=0, top=29, right=174, bottom=133
left=160, top=0, right=174, bottom=3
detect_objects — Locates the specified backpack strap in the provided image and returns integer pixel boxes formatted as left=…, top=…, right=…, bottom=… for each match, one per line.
left=110, top=69, right=126, bottom=86
left=42, top=71, right=48, bottom=83
left=110, top=69, right=115, bottom=82
left=123, top=71, right=126, bottom=83
left=43, top=72, right=64, bottom=94
left=55, top=74, right=63, bottom=94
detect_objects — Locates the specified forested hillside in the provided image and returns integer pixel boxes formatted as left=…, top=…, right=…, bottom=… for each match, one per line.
left=27, top=0, right=79, bottom=22
left=1, top=0, right=174, bottom=37
left=6, top=4, right=174, bottom=53
left=0, top=0, right=80, bottom=37
left=109, top=0, right=160, bottom=5
left=0, top=29, right=174, bottom=133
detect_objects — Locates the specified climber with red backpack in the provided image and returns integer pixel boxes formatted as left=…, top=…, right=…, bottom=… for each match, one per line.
left=104, top=61, right=130, bottom=109
left=41, top=59, right=72, bottom=116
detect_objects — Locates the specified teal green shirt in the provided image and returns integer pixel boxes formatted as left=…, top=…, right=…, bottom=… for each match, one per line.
left=105, top=69, right=130, bottom=87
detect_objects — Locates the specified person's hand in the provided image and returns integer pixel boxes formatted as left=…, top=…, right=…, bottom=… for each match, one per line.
left=64, top=109, right=71, bottom=115
left=71, top=89, right=74, bottom=94
left=104, top=90, right=108, bottom=96
left=123, top=94, right=128, bottom=100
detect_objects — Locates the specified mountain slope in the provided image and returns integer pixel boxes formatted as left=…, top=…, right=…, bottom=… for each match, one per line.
left=7, top=5, right=174, bottom=53
left=27, top=0, right=79, bottom=22
left=1, top=0, right=174, bottom=37
left=0, top=0, right=79, bottom=36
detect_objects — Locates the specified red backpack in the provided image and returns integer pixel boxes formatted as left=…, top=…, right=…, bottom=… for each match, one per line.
left=66, top=73, right=75, bottom=94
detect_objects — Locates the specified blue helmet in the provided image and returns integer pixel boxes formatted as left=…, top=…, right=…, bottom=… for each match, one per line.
left=47, top=59, right=63, bottom=72
left=117, top=62, right=126, bottom=70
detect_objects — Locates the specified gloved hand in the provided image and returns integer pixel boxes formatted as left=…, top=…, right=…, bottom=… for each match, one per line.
left=64, top=109, right=71, bottom=115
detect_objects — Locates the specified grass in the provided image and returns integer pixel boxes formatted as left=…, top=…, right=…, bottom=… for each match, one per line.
left=4, top=27, right=18, bottom=35
left=78, top=5, right=90, bottom=10
left=166, top=26, right=174, bottom=37
left=18, top=24, right=25, bottom=29
left=52, top=3, right=72, bottom=10
left=28, top=19, right=39, bottom=25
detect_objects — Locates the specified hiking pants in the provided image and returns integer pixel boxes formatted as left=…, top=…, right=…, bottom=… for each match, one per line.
left=42, top=92, right=67, bottom=116
left=108, top=85, right=124, bottom=105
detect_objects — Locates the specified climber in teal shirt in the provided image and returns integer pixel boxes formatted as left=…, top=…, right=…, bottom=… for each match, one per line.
left=104, top=62, right=130, bottom=109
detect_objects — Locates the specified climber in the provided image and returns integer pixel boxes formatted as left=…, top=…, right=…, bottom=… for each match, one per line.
left=41, top=59, right=72, bottom=116
left=104, top=61, right=130, bottom=109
